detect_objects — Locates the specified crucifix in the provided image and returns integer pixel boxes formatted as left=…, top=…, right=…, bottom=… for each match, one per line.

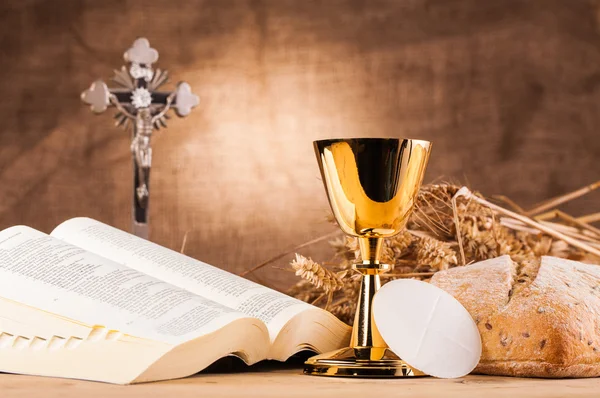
left=81, top=38, right=199, bottom=239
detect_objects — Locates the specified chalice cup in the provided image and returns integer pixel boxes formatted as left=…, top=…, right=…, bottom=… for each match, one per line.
left=305, top=138, right=432, bottom=377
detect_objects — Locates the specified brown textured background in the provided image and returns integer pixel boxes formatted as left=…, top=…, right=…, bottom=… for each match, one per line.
left=1, top=0, right=599, bottom=287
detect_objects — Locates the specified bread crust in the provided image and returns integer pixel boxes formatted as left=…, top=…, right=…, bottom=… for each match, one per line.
left=431, top=255, right=600, bottom=378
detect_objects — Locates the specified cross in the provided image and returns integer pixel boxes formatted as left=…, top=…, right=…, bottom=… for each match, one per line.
left=81, top=38, right=199, bottom=239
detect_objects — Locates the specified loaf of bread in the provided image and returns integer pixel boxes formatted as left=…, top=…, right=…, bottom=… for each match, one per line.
left=431, top=255, right=600, bottom=378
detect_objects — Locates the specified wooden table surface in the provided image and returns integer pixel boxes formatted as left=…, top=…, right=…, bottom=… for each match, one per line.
left=1, top=361, right=600, bottom=398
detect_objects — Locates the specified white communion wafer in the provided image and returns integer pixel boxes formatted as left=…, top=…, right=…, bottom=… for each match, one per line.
left=373, top=279, right=482, bottom=379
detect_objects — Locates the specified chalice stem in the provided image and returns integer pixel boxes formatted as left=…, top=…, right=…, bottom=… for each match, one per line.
left=351, top=273, right=386, bottom=349
left=351, top=236, right=388, bottom=352
left=358, top=236, right=383, bottom=264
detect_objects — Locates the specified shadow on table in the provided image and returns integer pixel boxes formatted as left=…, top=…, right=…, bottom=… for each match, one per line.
left=198, top=351, right=313, bottom=375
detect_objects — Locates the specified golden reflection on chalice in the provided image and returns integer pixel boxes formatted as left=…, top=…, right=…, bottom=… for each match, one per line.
left=305, top=138, right=432, bottom=377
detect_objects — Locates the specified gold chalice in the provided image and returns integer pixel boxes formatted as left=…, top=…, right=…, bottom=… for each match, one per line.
left=305, top=138, right=432, bottom=377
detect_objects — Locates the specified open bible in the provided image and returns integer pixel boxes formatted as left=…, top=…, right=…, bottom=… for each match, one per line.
left=0, top=218, right=350, bottom=384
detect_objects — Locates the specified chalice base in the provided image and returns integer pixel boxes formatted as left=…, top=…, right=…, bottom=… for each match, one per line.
left=303, top=347, right=426, bottom=378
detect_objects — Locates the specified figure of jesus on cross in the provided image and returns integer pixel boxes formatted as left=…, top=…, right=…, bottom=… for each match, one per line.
left=81, top=38, right=199, bottom=239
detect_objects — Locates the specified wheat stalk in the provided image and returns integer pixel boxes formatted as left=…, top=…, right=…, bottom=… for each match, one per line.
left=453, top=187, right=600, bottom=259
left=290, top=254, right=344, bottom=294
left=526, top=180, right=600, bottom=216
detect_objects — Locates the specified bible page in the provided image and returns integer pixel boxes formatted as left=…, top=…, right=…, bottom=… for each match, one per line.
left=51, top=218, right=312, bottom=340
left=0, top=226, right=251, bottom=346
